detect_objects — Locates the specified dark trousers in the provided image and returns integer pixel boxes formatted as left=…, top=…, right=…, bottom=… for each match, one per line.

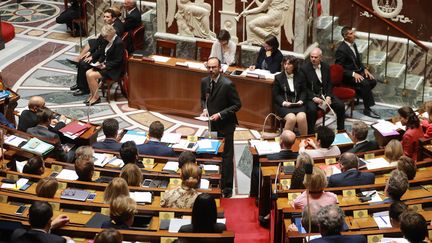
left=76, top=60, right=91, bottom=92
left=344, top=77, right=376, bottom=109
left=218, top=130, right=234, bottom=194
left=306, top=97, right=345, bottom=134
left=56, top=8, right=80, bottom=30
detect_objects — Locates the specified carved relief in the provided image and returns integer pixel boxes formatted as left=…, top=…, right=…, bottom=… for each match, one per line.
left=166, top=0, right=216, bottom=39
left=239, top=0, right=294, bottom=45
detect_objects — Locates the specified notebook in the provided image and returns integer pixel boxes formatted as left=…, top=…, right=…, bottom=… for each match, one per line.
left=21, top=138, right=54, bottom=156
left=60, top=188, right=90, bottom=202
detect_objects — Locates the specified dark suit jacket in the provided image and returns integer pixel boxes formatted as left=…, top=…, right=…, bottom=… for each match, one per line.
left=335, top=41, right=365, bottom=82
left=178, top=223, right=226, bottom=233
left=101, top=220, right=129, bottom=229
left=267, top=149, right=298, bottom=160
left=273, top=71, right=306, bottom=105
left=27, top=125, right=67, bottom=162
left=255, top=47, right=283, bottom=74
left=299, top=61, right=334, bottom=100
left=137, top=140, right=176, bottom=157
left=328, top=169, right=375, bottom=187
left=92, top=138, right=122, bottom=152
left=113, top=18, right=125, bottom=37
left=200, top=75, right=241, bottom=134
left=11, top=228, right=66, bottom=243
left=311, top=234, right=366, bottom=243
left=18, top=110, right=37, bottom=132
left=124, top=7, right=141, bottom=32
left=96, top=35, right=125, bottom=81
left=347, top=140, right=379, bottom=153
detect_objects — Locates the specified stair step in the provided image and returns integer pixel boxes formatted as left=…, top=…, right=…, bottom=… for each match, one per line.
left=395, top=74, right=424, bottom=97
left=363, top=50, right=386, bottom=65
left=316, top=16, right=339, bottom=30
left=385, top=62, right=406, bottom=79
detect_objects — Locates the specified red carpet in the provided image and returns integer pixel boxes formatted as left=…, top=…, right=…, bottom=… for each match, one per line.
left=221, top=197, right=270, bottom=243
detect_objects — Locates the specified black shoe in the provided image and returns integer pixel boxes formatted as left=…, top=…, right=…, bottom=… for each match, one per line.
left=70, top=84, right=79, bottom=91
left=258, top=216, right=269, bottom=228
left=66, top=58, right=78, bottom=66
left=87, top=97, right=101, bottom=106
left=73, top=90, right=89, bottom=96
left=83, top=99, right=90, bottom=104
left=364, top=109, right=380, bottom=119
left=223, top=192, right=232, bottom=198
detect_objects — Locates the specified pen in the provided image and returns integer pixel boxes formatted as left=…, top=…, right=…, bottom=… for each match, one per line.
left=367, top=191, right=377, bottom=197
left=379, top=216, right=387, bottom=224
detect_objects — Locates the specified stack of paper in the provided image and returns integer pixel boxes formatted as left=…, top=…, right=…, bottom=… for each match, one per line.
left=372, top=121, right=400, bottom=136
left=21, top=138, right=54, bottom=156
left=130, top=191, right=152, bottom=204
left=59, top=121, right=91, bottom=139
left=172, top=139, right=198, bottom=151
left=93, top=153, right=110, bottom=167
left=120, top=130, right=147, bottom=144
left=151, top=55, right=171, bottom=63
left=56, top=169, right=79, bottom=180
left=185, top=61, right=206, bottom=70
left=250, top=140, right=281, bottom=155
left=5, top=135, right=28, bottom=147
left=163, top=161, right=179, bottom=173
left=203, top=164, right=219, bottom=174
left=108, top=158, right=125, bottom=168
left=196, top=139, right=221, bottom=154
left=161, top=133, right=182, bottom=144
left=363, top=157, right=392, bottom=170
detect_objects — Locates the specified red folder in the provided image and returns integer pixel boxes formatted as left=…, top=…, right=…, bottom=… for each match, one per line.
left=59, top=121, right=91, bottom=135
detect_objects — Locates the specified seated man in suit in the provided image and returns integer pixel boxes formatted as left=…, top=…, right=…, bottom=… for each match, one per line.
left=301, top=47, right=345, bottom=134
left=137, top=121, right=176, bottom=157
left=336, top=26, right=379, bottom=119
left=400, top=211, right=428, bottom=243
left=267, top=130, right=298, bottom=160
left=75, top=155, right=94, bottom=182
left=328, top=152, right=375, bottom=187
left=347, top=121, right=378, bottom=153
left=311, top=204, right=366, bottom=243
left=120, top=141, right=139, bottom=165
left=27, top=108, right=69, bottom=162
left=123, top=0, right=141, bottom=32
left=299, top=126, right=341, bottom=158
left=92, top=118, right=122, bottom=152
left=384, top=169, right=408, bottom=203
left=11, top=201, right=71, bottom=243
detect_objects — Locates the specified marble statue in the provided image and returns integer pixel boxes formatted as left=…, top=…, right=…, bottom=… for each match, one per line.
left=166, top=0, right=216, bottom=39
left=242, top=0, right=294, bottom=45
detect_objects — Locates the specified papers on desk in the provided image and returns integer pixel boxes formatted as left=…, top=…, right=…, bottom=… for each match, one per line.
left=59, top=121, right=91, bottom=139
left=21, top=138, right=54, bottom=156
left=319, top=164, right=341, bottom=176
left=380, top=238, right=409, bottom=243
left=120, top=130, right=147, bottom=144
left=108, top=158, right=125, bottom=168
left=16, top=160, right=27, bottom=173
left=151, top=55, right=171, bottom=63
left=203, top=164, right=219, bottom=174
left=168, top=218, right=226, bottom=233
left=1, top=178, right=29, bottom=190
left=331, top=133, right=353, bottom=146
left=130, top=191, right=152, bottom=204
left=250, top=139, right=281, bottom=156
left=172, top=139, right=198, bottom=151
left=163, top=161, right=179, bottom=173
left=372, top=120, right=400, bottom=136
left=93, top=153, right=111, bottom=167
left=361, top=157, right=393, bottom=170
left=199, top=179, right=210, bottom=189
left=372, top=211, right=392, bottom=229
left=394, top=121, right=406, bottom=131
left=161, top=133, right=182, bottom=144
left=362, top=190, right=383, bottom=203
left=243, top=68, right=278, bottom=80
left=56, top=169, right=79, bottom=181
left=196, top=139, right=221, bottom=154
left=5, top=135, right=28, bottom=147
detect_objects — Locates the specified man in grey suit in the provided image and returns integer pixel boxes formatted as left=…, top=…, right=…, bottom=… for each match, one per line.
left=347, top=121, right=378, bottom=153
left=200, top=57, right=241, bottom=198
left=328, top=152, right=375, bottom=187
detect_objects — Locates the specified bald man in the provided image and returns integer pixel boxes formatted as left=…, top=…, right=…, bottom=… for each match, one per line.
left=18, top=96, right=46, bottom=132
left=267, top=130, right=298, bottom=160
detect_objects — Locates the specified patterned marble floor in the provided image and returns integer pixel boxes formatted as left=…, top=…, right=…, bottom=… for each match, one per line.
left=0, top=0, right=398, bottom=196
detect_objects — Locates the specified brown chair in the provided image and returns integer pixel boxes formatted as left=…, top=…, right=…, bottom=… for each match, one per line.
left=235, top=44, right=242, bottom=67
left=131, top=25, right=145, bottom=50
left=70, top=1, right=88, bottom=37
left=156, top=39, right=177, bottom=57
left=101, top=50, right=129, bottom=102
left=121, top=31, right=129, bottom=43
left=195, top=40, right=213, bottom=62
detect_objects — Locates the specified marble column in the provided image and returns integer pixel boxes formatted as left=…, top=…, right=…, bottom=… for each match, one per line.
left=156, top=0, right=166, bottom=33
left=219, top=0, right=238, bottom=43
left=294, top=0, right=307, bottom=53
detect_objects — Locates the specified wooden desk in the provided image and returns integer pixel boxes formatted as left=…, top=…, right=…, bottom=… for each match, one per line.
left=128, top=57, right=274, bottom=129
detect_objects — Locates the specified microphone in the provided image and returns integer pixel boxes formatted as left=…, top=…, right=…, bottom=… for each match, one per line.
left=321, top=94, right=336, bottom=117
left=205, top=86, right=212, bottom=139
left=272, top=162, right=282, bottom=200
left=304, top=162, right=313, bottom=238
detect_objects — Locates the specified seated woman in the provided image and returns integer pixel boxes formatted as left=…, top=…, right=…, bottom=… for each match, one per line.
left=209, top=30, right=236, bottom=66
left=102, top=196, right=137, bottom=229
left=398, top=106, right=424, bottom=161
left=36, top=177, right=58, bottom=198
left=272, top=56, right=307, bottom=135
left=249, top=34, right=283, bottom=74
left=160, top=162, right=201, bottom=208
left=290, top=153, right=314, bottom=189
left=120, top=163, right=143, bottom=187
left=74, top=146, right=94, bottom=182
left=293, top=167, right=338, bottom=209
left=94, top=229, right=123, bottom=243
left=103, top=177, right=130, bottom=204
left=420, top=100, right=432, bottom=138
left=22, top=156, right=45, bottom=175
left=384, top=139, right=403, bottom=166
left=85, top=24, right=125, bottom=106
left=179, top=193, right=226, bottom=233
left=397, top=156, right=416, bottom=180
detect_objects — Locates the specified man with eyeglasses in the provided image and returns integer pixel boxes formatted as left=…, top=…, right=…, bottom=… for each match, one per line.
left=200, top=57, right=241, bottom=198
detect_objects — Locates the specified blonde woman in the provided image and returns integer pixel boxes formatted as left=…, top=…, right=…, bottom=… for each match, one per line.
left=120, top=163, right=143, bottom=187
left=160, top=162, right=201, bottom=208
left=36, top=177, right=59, bottom=198
left=293, top=167, right=337, bottom=209
left=103, top=177, right=130, bottom=204
left=384, top=139, right=403, bottom=166
left=102, top=196, right=137, bottom=229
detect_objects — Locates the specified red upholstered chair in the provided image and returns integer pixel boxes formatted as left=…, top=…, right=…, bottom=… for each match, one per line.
left=330, top=64, right=356, bottom=118
left=101, top=50, right=129, bottom=102
left=1, top=22, right=15, bottom=43
left=131, top=25, right=145, bottom=50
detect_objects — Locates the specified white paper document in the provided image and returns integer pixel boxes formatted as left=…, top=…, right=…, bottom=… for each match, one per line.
left=203, top=164, right=219, bottom=173
left=362, top=190, right=383, bottom=203
left=151, top=55, right=171, bottom=63
left=197, top=139, right=212, bottom=149
left=130, top=191, right=152, bottom=203
left=194, top=116, right=209, bottom=121
left=108, top=158, right=125, bottom=168
left=16, top=160, right=27, bottom=173
left=163, top=161, right=179, bottom=173
left=120, top=130, right=147, bottom=144
left=161, top=133, right=182, bottom=144
left=364, top=157, right=392, bottom=170
left=185, top=61, right=206, bottom=70
left=5, top=135, right=28, bottom=147
left=372, top=211, right=392, bottom=229
left=171, top=139, right=198, bottom=151
left=168, top=218, right=226, bottom=233
left=250, top=140, right=281, bottom=155
left=93, top=153, right=109, bottom=167
left=379, top=238, right=409, bottom=243
left=199, top=179, right=210, bottom=189
left=56, top=169, right=79, bottom=181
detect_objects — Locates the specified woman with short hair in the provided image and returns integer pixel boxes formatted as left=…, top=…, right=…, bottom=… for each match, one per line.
left=103, top=177, right=130, bottom=204
left=120, top=163, right=143, bottom=187
left=36, top=177, right=58, bottom=198
left=102, top=196, right=137, bottom=229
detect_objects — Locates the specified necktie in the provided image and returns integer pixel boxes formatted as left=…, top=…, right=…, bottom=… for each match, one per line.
left=210, top=80, right=215, bottom=95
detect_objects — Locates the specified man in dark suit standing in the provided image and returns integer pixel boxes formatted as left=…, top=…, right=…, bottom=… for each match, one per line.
left=300, top=47, right=345, bottom=134
left=328, top=152, right=375, bottom=187
left=347, top=121, right=378, bottom=153
left=336, top=26, right=380, bottom=119
left=200, top=57, right=241, bottom=198
left=311, top=205, right=367, bottom=243
left=11, top=201, right=71, bottom=243
left=92, top=118, right=122, bottom=152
